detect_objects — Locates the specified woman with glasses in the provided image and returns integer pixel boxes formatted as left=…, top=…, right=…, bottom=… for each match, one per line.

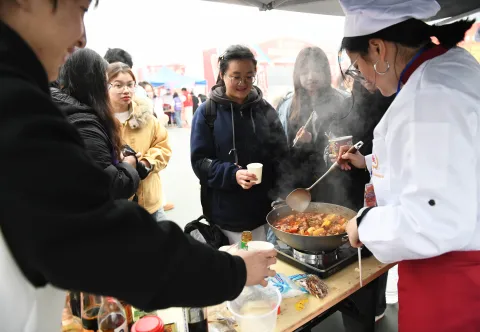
left=51, top=48, right=139, bottom=200
left=277, top=46, right=352, bottom=208
left=107, top=62, right=172, bottom=222
left=337, top=0, right=480, bottom=330
left=191, top=45, right=289, bottom=244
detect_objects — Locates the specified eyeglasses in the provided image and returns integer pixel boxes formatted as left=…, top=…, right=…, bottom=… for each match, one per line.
left=227, top=75, right=256, bottom=86
left=109, top=82, right=136, bottom=93
left=338, top=51, right=367, bottom=84
left=345, top=58, right=367, bottom=84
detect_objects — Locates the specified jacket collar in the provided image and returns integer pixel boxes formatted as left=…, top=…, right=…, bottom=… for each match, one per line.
left=0, top=20, right=49, bottom=94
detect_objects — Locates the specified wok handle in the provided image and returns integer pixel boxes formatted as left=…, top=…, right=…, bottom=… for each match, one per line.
left=342, top=234, right=349, bottom=243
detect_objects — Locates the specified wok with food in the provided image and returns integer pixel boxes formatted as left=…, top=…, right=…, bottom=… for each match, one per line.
left=267, top=202, right=356, bottom=253
left=274, top=212, right=348, bottom=236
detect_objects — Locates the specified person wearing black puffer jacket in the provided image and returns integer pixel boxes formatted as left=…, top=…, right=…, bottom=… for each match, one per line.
left=191, top=45, right=290, bottom=244
left=51, top=48, right=140, bottom=199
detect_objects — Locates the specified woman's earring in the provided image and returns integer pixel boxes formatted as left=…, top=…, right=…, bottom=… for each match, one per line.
left=374, top=60, right=390, bottom=75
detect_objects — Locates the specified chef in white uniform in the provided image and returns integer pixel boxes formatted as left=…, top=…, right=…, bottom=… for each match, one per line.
left=336, top=0, right=480, bottom=331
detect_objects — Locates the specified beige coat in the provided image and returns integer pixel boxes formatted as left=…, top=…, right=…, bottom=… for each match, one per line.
left=119, top=97, right=171, bottom=213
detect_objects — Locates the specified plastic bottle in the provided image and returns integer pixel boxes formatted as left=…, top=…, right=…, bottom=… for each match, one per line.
left=98, top=297, right=128, bottom=332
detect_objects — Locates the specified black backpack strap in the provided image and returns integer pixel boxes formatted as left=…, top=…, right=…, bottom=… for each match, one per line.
left=204, top=99, right=217, bottom=131
left=200, top=99, right=217, bottom=222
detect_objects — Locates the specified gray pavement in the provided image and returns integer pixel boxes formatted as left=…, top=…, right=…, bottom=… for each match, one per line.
left=162, top=127, right=398, bottom=332
left=162, top=127, right=203, bottom=228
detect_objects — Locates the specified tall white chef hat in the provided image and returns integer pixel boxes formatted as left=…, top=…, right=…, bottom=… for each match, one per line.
left=339, top=0, right=441, bottom=37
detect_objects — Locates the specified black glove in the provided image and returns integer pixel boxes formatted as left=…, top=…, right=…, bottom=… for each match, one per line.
left=137, top=162, right=152, bottom=180
left=122, top=144, right=137, bottom=157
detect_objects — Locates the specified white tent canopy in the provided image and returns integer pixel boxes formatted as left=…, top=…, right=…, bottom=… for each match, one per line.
left=202, top=0, right=480, bottom=22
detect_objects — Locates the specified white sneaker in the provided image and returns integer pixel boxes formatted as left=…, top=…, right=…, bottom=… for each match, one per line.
left=375, top=312, right=386, bottom=322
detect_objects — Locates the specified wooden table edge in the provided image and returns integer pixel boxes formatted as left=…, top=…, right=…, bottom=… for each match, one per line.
left=282, top=263, right=396, bottom=332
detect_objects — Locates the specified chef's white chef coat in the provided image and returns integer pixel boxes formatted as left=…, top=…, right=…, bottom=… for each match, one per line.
left=0, top=232, right=65, bottom=332
left=359, top=47, right=480, bottom=264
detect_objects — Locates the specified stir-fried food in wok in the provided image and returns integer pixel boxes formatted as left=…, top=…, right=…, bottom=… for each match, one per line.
left=274, top=213, right=348, bottom=236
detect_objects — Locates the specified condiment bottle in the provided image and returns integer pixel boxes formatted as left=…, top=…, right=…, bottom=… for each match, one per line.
left=62, top=294, right=83, bottom=332
left=240, top=231, right=252, bottom=250
left=119, top=300, right=134, bottom=330
left=183, top=307, right=208, bottom=332
left=98, top=297, right=128, bottom=332
left=70, top=291, right=82, bottom=318
left=81, top=293, right=102, bottom=332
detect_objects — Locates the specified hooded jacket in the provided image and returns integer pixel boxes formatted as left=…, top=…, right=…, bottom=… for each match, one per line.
left=50, top=88, right=140, bottom=200
left=117, top=97, right=172, bottom=213
left=0, top=20, right=246, bottom=332
left=191, top=85, right=289, bottom=232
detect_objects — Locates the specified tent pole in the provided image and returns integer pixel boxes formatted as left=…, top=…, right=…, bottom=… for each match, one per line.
left=435, top=7, right=480, bottom=25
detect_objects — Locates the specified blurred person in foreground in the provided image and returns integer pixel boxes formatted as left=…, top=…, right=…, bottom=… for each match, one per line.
left=0, top=1, right=277, bottom=330
left=191, top=45, right=290, bottom=244
left=138, top=80, right=175, bottom=212
left=51, top=48, right=140, bottom=200
left=107, top=63, right=171, bottom=222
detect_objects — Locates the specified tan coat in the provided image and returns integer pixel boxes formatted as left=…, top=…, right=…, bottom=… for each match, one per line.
left=119, top=97, right=171, bottom=213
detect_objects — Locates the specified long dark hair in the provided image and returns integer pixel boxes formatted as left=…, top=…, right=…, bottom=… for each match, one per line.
left=216, top=45, right=257, bottom=85
left=290, top=46, right=332, bottom=123
left=341, top=18, right=475, bottom=55
left=59, top=48, right=122, bottom=159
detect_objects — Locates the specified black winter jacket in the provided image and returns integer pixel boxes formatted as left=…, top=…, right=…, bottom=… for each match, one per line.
left=51, top=88, right=139, bottom=200
left=191, top=85, right=290, bottom=231
left=0, top=20, right=246, bottom=310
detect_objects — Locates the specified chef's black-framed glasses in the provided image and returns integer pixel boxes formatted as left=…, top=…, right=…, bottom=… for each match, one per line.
left=338, top=52, right=367, bottom=84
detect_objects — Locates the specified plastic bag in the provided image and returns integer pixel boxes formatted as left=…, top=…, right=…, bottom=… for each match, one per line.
left=268, top=273, right=308, bottom=298
left=290, top=274, right=329, bottom=299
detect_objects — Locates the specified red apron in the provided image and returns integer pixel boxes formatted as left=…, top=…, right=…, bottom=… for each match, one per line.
left=398, top=251, right=480, bottom=332
left=395, top=45, right=480, bottom=331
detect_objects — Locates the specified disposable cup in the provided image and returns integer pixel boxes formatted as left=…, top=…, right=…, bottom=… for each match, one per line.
left=329, top=136, right=353, bottom=157
left=247, top=241, right=274, bottom=252
left=247, top=163, right=263, bottom=184
left=228, top=285, right=281, bottom=332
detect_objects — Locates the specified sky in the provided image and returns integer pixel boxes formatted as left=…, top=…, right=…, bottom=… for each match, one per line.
left=84, top=0, right=346, bottom=77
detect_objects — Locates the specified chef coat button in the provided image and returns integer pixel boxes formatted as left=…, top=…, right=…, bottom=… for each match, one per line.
left=428, top=199, right=436, bottom=206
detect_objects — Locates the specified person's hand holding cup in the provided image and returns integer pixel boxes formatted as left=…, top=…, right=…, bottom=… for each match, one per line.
left=236, top=170, right=257, bottom=190
left=247, top=163, right=263, bottom=184
left=235, top=244, right=277, bottom=287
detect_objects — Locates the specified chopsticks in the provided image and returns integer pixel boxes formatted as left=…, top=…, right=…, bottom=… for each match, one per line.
left=358, top=247, right=363, bottom=287
left=292, top=111, right=315, bottom=148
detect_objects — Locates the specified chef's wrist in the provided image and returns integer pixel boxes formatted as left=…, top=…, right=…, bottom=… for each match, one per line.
left=356, top=207, right=375, bottom=227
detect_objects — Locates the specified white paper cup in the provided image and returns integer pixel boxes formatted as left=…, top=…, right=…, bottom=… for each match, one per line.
left=247, top=241, right=274, bottom=252
left=247, top=163, right=263, bottom=184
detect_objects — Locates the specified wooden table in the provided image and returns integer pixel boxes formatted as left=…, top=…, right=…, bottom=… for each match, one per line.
left=157, top=257, right=394, bottom=332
